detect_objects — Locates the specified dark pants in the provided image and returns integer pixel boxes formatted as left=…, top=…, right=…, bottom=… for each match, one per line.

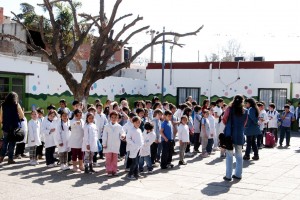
left=93, top=139, right=104, bottom=162
left=245, top=136, right=259, bottom=157
left=45, top=146, right=56, bottom=165
left=68, top=151, right=72, bottom=162
left=150, top=142, right=158, bottom=164
left=269, top=128, right=278, bottom=142
left=36, top=142, right=45, bottom=157
left=193, top=133, right=201, bottom=151
left=161, top=140, right=173, bottom=168
left=1, top=132, right=16, bottom=160
left=15, top=142, right=25, bottom=156
left=120, top=140, right=127, bottom=157
left=125, top=151, right=132, bottom=169
left=257, top=129, right=265, bottom=147
left=206, top=138, right=214, bottom=153
left=128, top=155, right=140, bottom=176
left=71, top=148, right=83, bottom=161
left=280, top=127, right=291, bottom=146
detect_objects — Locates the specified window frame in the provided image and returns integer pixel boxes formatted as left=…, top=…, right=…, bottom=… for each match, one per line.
left=0, top=74, right=25, bottom=106
left=258, top=88, right=287, bottom=111
left=176, top=87, right=201, bottom=106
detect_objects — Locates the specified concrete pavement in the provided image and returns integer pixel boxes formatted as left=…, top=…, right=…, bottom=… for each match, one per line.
left=1, top=132, right=300, bottom=200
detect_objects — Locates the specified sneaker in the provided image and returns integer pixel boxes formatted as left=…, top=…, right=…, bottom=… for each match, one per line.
left=47, top=164, right=55, bottom=168
left=8, top=159, right=16, bottom=165
left=223, top=176, right=232, bottom=181
left=252, top=155, right=259, bottom=160
left=232, top=175, right=242, bottom=180
left=178, top=160, right=187, bottom=165
left=201, top=153, right=209, bottom=158
left=15, top=155, right=22, bottom=159
left=63, top=165, right=70, bottom=171
left=148, top=170, right=153, bottom=174
left=243, top=155, right=250, bottom=160
left=60, top=164, right=65, bottom=170
left=127, top=175, right=136, bottom=180
left=38, top=155, right=44, bottom=160
left=21, top=154, right=28, bottom=158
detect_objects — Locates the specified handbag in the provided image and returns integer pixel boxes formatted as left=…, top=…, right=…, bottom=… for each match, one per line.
left=7, top=120, right=25, bottom=142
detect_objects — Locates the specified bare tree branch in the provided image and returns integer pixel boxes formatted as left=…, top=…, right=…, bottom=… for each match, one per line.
left=99, top=0, right=105, bottom=27
left=106, top=0, right=122, bottom=32
left=78, top=13, right=101, bottom=32
left=113, top=15, right=143, bottom=43
left=122, top=25, right=150, bottom=45
left=66, top=0, right=81, bottom=38
left=113, top=13, right=133, bottom=26
left=0, top=34, right=34, bottom=52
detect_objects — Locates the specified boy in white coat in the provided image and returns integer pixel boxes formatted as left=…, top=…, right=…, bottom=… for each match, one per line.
left=27, top=110, right=41, bottom=165
left=126, top=116, right=144, bottom=180
left=94, top=103, right=108, bottom=162
left=139, top=122, right=156, bottom=173
left=178, top=115, right=189, bottom=165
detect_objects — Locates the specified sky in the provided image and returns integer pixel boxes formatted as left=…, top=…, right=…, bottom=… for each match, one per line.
left=1, top=0, right=300, bottom=64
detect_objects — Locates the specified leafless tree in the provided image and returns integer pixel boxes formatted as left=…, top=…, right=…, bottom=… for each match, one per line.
left=0, top=0, right=204, bottom=105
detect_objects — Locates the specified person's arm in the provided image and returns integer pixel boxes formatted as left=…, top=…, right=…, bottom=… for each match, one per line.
left=160, top=127, right=168, bottom=142
left=222, top=108, right=230, bottom=124
left=17, top=103, right=25, bottom=119
left=281, top=112, right=287, bottom=120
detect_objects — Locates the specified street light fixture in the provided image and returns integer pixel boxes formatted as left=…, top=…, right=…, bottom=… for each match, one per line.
left=170, top=35, right=179, bottom=85
left=146, top=29, right=159, bottom=63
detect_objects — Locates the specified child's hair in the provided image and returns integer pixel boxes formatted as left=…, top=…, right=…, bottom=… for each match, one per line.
left=180, top=103, right=188, bottom=110
left=112, top=102, right=119, bottom=110
left=132, top=116, right=141, bottom=123
left=74, top=109, right=82, bottom=116
left=164, top=110, right=172, bottom=116
left=180, top=115, right=188, bottom=123
left=60, top=109, right=69, bottom=117
left=47, top=104, right=56, bottom=110
left=85, top=112, right=94, bottom=123
left=153, top=109, right=163, bottom=117
left=94, top=99, right=101, bottom=104
left=183, top=107, right=192, bottom=117
left=72, top=100, right=79, bottom=106
left=284, top=104, right=290, bottom=109
left=210, top=101, right=216, bottom=107
left=169, top=103, right=176, bottom=111
left=129, top=112, right=137, bottom=119
left=191, top=101, right=197, bottom=106
left=269, top=103, right=275, bottom=109
left=202, top=109, right=209, bottom=116
left=256, top=102, right=263, bottom=107
left=31, top=110, right=38, bottom=114
left=36, top=107, right=44, bottom=115
left=109, top=110, right=119, bottom=118
left=144, top=122, right=154, bottom=131
left=153, top=102, right=162, bottom=110
left=216, top=98, right=224, bottom=104
left=145, top=100, right=152, bottom=105
left=185, top=101, right=192, bottom=108
left=96, top=103, right=103, bottom=108
left=122, top=106, right=130, bottom=113
left=162, top=101, right=169, bottom=108
left=87, top=105, right=96, bottom=112
left=136, top=108, right=145, bottom=114
left=194, top=105, right=202, bottom=113
left=86, top=104, right=92, bottom=110
left=48, top=110, right=57, bottom=116
left=59, top=99, right=67, bottom=105
left=103, top=106, right=110, bottom=116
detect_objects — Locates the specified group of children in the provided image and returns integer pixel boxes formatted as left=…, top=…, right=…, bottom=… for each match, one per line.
left=5, top=96, right=290, bottom=180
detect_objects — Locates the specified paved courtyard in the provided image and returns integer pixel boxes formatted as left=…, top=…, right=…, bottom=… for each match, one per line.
left=1, top=132, right=300, bottom=200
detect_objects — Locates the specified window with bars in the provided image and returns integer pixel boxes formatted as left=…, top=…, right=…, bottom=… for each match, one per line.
left=258, top=88, right=287, bottom=111
left=177, top=87, right=201, bottom=105
left=0, top=75, right=25, bottom=106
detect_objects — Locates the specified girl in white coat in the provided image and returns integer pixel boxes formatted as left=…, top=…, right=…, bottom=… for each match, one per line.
left=56, top=111, right=71, bottom=171
left=82, top=113, right=98, bottom=174
left=27, top=110, right=41, bottom=166
left=69, top=109, right=85, bottom=172
left=139, top=122, right=155, bottom=173
left=102, top=111, right=125, bottom=176
left=126, top=116, right=144, bottom=180
left=42, top=110, right=57, bottom=167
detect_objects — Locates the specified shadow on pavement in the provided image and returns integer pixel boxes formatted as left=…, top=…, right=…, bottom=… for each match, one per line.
left=201, top=180, right=240, bottom=196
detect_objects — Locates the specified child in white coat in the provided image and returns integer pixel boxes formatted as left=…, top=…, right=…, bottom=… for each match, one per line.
left=126, top=116, right=144, bottom=180
left=27, top=110, right=41, bottom=165
left=56, top=110, right=71, bottom=171
left=139, top=122, right=156, bottom=173
left=82, top=112, right=98, bottom=174
left=69, top=109, right=85, bottom=172
left=207, top=108, right=216, bottom=155
left=42, top=110, right=57, bottom=167
left=178, top=115, right=189, bottom=165
left=102, top=111, right=125, bottom=176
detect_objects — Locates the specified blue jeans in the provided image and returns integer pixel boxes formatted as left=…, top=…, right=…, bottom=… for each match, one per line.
left=1, top=132, right=16, bottom=160
left=206, top=138, right=214, bottom=153
left=280, top=127, right=291, bottom=146
left=139, top=155, right=153, bottom=171
left=226, top=145, right=243, bottom=178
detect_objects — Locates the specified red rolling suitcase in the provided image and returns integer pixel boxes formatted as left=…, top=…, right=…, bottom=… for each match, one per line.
left=265, top=131, right=275, bottom=148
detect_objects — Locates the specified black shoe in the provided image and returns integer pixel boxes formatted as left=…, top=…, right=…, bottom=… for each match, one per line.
left=243, top=155, right=250, bottom=160
left=89, top=164, right=96, bottom=173
left=84, top=165, right=90, bottom=174
left=161, top=166, right=168, bottom=170
left=223, top=176, right=232, bottom=181
left=232, top=175, right=242, bottom=180
left=252, top=155, right=259, bottom=160
left=178, top=161, right=187, bottom=165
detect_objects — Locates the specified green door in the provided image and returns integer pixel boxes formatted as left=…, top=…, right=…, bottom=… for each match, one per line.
left=0, top=74, right=25, bottom=107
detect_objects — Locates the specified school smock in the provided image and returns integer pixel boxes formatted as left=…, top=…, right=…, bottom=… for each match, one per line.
left=55, top=120, right=71, bottom=153
left=194, top=113, right=202, bottom=133
left=41, top=117, right=56, bottom=148
left=123, top=121, right=133, bottom=152
left=177, top=124, right=190, bottom=143
left=139, top=130, right=155, bottom=157
left=82, top=123, right=98, bottom=152
left=267, top=110, right=279, bottom=128
left=69, top=118, right=84, bottom=149
left=95, top=112, right=108, bottom=139
left=258, top=110, right=269, bottom=131
left=208, top=115, right=216, bottom=139
left=27, top=119, right=42, bottom=147
left=102, top=122, right=124, bottom=154
left=200, top=118, right=210, bottom=138
left=38, top=117, right=45, bottom=142
left=152, top=118, right=162, bottom=142
left=17, top=118, right=28, bottom=144
left=126, top=126, right=144, bottom=158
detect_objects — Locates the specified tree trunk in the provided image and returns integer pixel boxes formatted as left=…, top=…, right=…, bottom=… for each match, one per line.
left=73, top=85, right=91, bottom=112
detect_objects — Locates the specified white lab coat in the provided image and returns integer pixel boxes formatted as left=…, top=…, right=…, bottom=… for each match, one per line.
left=102, top=122, right=124, bottom=154
left=69, top=119, right=84, bottom=149
left=38, top=117, right=45, bottom=142
left=41, top=118, right=56, bottom=148
left=140, top=130, right=156, bottom=157
left=27, top=119, right=41, bottom=147
left=55, top=120, right=71, bottom=153
left=95, top=112, right=108, bottom=139
left=126, top=126, right=144, bottom=158
left=82, top=123, right=98, bottom=152
left=177, top=124, right=190, bottom=143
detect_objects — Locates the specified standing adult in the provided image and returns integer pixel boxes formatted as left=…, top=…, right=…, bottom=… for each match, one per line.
left=0, top=92, right=25, bottom=164
left=222, top=95, right=247, bottom=181
left=279, top=104, right=295, bottom=147
left=243, top=98, right=261, bottom=161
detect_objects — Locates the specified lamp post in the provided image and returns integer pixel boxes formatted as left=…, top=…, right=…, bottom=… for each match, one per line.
left=146, top=29, right=158, bottom=63
left=170, top=36, right=179, bottom=85
left=161, top=27, right=165, bottom=102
